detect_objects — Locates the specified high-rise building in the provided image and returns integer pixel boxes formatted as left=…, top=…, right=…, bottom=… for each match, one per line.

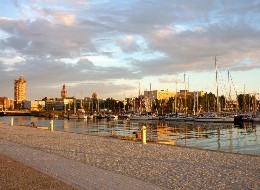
left=14, top=76, right=26, bottom=108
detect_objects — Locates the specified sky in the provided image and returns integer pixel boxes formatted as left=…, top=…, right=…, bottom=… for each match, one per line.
left=0, top=0, right=260, bottom=100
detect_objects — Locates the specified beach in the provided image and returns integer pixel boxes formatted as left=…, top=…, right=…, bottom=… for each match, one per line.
left=0, top=124, right=259, bottom=189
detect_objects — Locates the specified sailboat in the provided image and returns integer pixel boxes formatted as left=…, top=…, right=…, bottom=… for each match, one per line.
left=69, top=97, right=78, bottom=119
left=78, top=99, right=87, bottom=119
left=195, top=57, right=234, bottom=123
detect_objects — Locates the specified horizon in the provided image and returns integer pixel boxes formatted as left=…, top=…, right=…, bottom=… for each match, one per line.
left=0, top=1, right=260, bottom=100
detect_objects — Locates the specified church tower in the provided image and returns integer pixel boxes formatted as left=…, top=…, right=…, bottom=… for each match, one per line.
left=61, top=84, right=67, bottom=99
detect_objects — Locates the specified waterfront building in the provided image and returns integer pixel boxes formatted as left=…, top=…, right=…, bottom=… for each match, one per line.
left=43, top=97, right=74, bottom=111
left=144, top=90, right=176, bottom=112
left=14, top=76, right=26, bottom=109
left=143, top=89, right=205, bottom=113
left=144, top=90, right=176, bottom=101
left=61, top=84, right=67, bottom=99
left=0, top=97, right=14, bottom=110
left=24, top=100, right=45, bottom=111
left=177, top=90, right=205, bottom=98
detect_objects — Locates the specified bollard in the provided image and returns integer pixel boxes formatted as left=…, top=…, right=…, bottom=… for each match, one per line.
left=10, top=118, right=13, bottom=126
left=50, top=120, right=54, bottom=132
left=141, top=126, right=147, bottom=144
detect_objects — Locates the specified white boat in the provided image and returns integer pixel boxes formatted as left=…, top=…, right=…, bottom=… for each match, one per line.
left=69, top=114, right=78, bottom=119
left=195, top=112, right=234, bottom=123
left=185, top=116, right=195, bottom=122
left=148, top=115, right=160, bottom=120
left=107, top=114, right=118, bottom=120
left=118, top=114, right=131, bottom=120
left=87, top=114, right=94, bottom=119
left=252, top=115, right=260, bottom=122
left=78, top=113, right=87, bottom=119
left=165, top=113, right=186, bottom=122
left=130, top=114, right=150, bottom=120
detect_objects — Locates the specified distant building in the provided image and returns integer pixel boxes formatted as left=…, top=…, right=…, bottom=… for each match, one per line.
left=144, top=90, right=176, bottom=112
left=43, top=97, right=74, bottom=111
left=143, top=89, right=205, bottom=112
left=14, top=76, right=26, bottom=109
left=61, top=84, right=67, bottom=99
left=144, top=90, right=176, bottom=101
left=92, top=92, right=98, bottom=99
left=177, top=90, right=205, bottom=98
left=0, top=97, right=14, bottom=110
left=24, top=100, right=45, bottom=111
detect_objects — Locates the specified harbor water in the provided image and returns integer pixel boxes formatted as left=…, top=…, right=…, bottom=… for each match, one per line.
left=1, top=116, right=259, bottom=155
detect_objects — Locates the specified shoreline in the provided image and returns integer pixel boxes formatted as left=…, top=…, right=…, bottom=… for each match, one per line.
left=3, top=122, right=260, bottom=157
left=0, top=124, right=259, bottom=189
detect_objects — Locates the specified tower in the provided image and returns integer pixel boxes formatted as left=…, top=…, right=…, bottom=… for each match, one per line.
left=61, top=84, right=67, bottom=99
left=14, top=76, right=26, bottom=109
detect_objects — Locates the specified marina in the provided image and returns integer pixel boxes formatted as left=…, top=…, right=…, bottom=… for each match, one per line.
left=1, top=116, right=259, bottom=155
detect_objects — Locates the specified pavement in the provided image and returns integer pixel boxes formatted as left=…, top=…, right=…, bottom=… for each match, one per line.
left=0, top=139, right=167, bottom=190
left=0, top=153, right=76, bottom=190
left=0, top=124, right=259, bottom=190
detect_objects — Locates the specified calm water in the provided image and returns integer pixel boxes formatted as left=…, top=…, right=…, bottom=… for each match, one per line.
left=1, top=116, right=259, bottom=155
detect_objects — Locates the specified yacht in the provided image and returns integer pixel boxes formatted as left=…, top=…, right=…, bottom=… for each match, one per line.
left=195, top=112, right=234, bottom=123
left=165, top=113, right=186, bottom=122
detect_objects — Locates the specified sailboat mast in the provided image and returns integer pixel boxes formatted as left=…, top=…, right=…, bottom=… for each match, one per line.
left=184, top=73, right=187, bottom=114
left=215, top=56, right=220, bottom=113
left=175, top=81, right=178, bottom=113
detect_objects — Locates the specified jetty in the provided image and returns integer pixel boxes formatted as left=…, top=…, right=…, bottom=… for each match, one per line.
left=0, top=124, right=259, bottom=189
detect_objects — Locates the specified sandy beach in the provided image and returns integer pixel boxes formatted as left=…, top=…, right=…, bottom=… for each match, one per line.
left=0, top=123, right=259, bottom=189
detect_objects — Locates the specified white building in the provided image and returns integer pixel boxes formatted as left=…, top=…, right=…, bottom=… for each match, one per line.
left=24, top=100, right=45, bottom=111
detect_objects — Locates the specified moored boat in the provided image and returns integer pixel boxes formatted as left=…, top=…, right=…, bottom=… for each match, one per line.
left=165, top=113, right=186, bottom=122
left=69, top=114, right=79, bottom=119
left=78, top=113, right=87, bottom=119
left=195, top=112, right=234, bottom=123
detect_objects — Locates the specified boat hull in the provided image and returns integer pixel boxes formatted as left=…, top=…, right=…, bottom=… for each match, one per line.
left=195, top=117, right=234, bottom=123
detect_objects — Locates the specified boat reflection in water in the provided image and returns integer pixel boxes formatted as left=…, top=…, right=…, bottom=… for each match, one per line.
left=0, top=116, right=259, bottom=155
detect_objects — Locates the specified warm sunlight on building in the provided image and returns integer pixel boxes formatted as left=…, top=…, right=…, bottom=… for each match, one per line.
left=14, top=75, right=26, bottom=109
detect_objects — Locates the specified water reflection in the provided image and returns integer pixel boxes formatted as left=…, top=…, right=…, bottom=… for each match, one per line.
left=0, top=116, right=259, bottom=155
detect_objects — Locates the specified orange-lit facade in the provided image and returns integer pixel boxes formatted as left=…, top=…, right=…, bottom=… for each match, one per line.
left=14, top=76, right=26, bottom=108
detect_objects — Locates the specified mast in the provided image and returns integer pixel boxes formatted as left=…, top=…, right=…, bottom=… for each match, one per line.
left=228, top=71, right=231, bottom=111
left=73, top=96, right=76, bottom=114
left=215, top=56, right=220, bottom=113
left=150, top=83, right=152, bottom=112
left=184, top=73, right=187, bottom=114
left=138, top=82, right=140, bottom=97
left=175, top=81, right=178, bottom=113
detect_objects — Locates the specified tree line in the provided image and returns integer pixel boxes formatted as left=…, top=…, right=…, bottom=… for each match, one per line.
left=81, top=93, right=259, bottom=115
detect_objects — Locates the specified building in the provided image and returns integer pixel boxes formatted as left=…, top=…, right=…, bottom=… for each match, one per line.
left=14, top=76, right=26, bottom=109
left=143, top=89, right=205, bottom=113
left=177, top=90, right=205, bottom=98
left=0, top=97, right=14, bottom=110
left=24, top=100, right=45, bottom=111
left=61, top=84, right=67, bottom=99
left=144, top=90, right=176, bottom=101
left=144, top=90, right=176, bottom=112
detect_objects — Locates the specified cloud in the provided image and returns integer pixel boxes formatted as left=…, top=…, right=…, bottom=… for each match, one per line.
left=116, top=35, right=141, bottom=53
left=0, top=0, right=260, bottom=100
